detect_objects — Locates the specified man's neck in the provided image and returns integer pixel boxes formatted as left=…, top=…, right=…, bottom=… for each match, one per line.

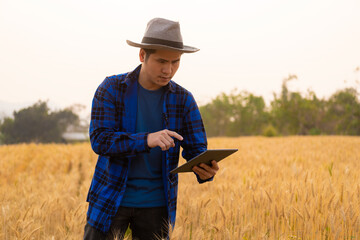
left=138, top=67, right=161, bottom=91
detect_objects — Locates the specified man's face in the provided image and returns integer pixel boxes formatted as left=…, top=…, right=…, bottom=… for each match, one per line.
left=139, top=49, right=182, bottom=90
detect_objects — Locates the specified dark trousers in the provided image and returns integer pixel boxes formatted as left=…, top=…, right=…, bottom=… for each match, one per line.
left=83, top=206, right=169, bottom=240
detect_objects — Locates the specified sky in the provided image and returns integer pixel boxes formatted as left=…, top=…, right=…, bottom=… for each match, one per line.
left=1, top=0, right=360, bottom=118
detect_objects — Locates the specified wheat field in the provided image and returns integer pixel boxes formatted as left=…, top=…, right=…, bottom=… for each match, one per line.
left=1, top=136, right=359, bottom=239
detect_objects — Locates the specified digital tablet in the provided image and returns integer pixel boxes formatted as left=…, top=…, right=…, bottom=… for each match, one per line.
left=170, top=149, right=238, bottom=174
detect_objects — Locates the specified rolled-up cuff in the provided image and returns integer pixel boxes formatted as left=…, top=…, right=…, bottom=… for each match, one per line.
left=195, top=173, right=214, bottom=184
left=135, top=132, right=151, bottom=153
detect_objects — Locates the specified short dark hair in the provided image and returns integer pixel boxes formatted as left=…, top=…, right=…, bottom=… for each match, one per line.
left=143, top=48, right=156, bottom=62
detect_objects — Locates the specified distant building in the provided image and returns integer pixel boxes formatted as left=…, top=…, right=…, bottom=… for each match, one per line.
left=62, top=124, right=89, bottom=143
left=62, top=132, right=88, bottom=142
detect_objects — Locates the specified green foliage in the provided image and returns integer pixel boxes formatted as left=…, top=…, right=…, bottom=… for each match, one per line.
left=309, top=128, right=321, bottom=135
left=263, top=124, right=278, bottom=137
left=0, top=125, right=4, bottom=144
left=200, top=90, right=269, bottom=137
left=200, top=76, right=360, bottom=136
left=270, top=75, right=327, bottom=135
left=0, top=100, right=79, bottom=144
left=325, top=88, right=360, bottom=135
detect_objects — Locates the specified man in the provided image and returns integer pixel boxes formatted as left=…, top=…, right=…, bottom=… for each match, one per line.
left=84, top=18, right=219, bottom=240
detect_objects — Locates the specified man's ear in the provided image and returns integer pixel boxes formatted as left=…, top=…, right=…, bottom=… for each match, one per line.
left=139, top=49, right=145, bottom=63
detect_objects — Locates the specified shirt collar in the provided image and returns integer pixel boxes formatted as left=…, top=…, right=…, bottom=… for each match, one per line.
left=124, top=64, right=175, bottom=93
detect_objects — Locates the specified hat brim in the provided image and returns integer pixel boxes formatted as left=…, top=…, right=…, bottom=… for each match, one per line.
left=126, top=40, right=199, bottom=53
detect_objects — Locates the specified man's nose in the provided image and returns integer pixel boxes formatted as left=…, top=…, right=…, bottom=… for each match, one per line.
left=162, top=63, right=172, bottom=75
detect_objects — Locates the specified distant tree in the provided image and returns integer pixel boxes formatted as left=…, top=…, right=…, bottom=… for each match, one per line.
left=270, top=75, right=327, bottom=135
left=199, top=73, right=360, bottom=137
left=200, top=93, right=233, bottom=136
left=263, top=124, right=278, bottom=137
left=226, top=91, right=269, bottom=136
left=200, top=90, right=269, bottom=136
left=271, top=74, right=298, bottom=134
left=0, top=100, right=79, bottom=144
left=324, top=88, right=360, bottom=135
left=299, top=90, right=326, bottom=135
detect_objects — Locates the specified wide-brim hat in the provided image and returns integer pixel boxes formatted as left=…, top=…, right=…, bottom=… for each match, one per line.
left=126, top=18, right=199, bottom=53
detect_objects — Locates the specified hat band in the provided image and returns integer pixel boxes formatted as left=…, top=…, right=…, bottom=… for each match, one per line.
left=142, top=37, right=183, bottom=49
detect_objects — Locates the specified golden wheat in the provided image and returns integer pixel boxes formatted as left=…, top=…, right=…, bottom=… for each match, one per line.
left=1, top=136, right=359, bottom=239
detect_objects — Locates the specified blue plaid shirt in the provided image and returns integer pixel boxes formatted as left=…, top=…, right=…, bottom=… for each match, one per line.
left=86, top=65, right=209, bottom=233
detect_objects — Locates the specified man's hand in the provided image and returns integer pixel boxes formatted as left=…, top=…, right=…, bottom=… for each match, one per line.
left=192, top=160, right=219, bottom=180
left=147, top=129, right=183, bottom=151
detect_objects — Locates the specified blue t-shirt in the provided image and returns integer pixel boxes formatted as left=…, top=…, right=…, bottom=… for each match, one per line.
left=120, top=84, right=166, bottom=207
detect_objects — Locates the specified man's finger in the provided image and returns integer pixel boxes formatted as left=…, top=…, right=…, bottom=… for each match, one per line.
left=162, top=133, right=175, bottom=146
left=193, top=166, right=211, bottom=180
left=159, top=137, right=172, bottom=151
left=211, top=160, right=219, bottom=171
left=166, top=130, right=183, bottom=141
left=157, top=140, right=167, bottom=151
left=199, top=163, right=217, bottom=175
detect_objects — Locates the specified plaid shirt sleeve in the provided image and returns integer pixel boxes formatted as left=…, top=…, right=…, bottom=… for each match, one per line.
left=179, top=91, right=213, bottom=183
left=89, top=77, right=150, bottom=156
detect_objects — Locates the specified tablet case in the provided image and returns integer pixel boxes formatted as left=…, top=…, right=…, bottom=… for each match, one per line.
left=170, top=149, right=238, bottom=174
